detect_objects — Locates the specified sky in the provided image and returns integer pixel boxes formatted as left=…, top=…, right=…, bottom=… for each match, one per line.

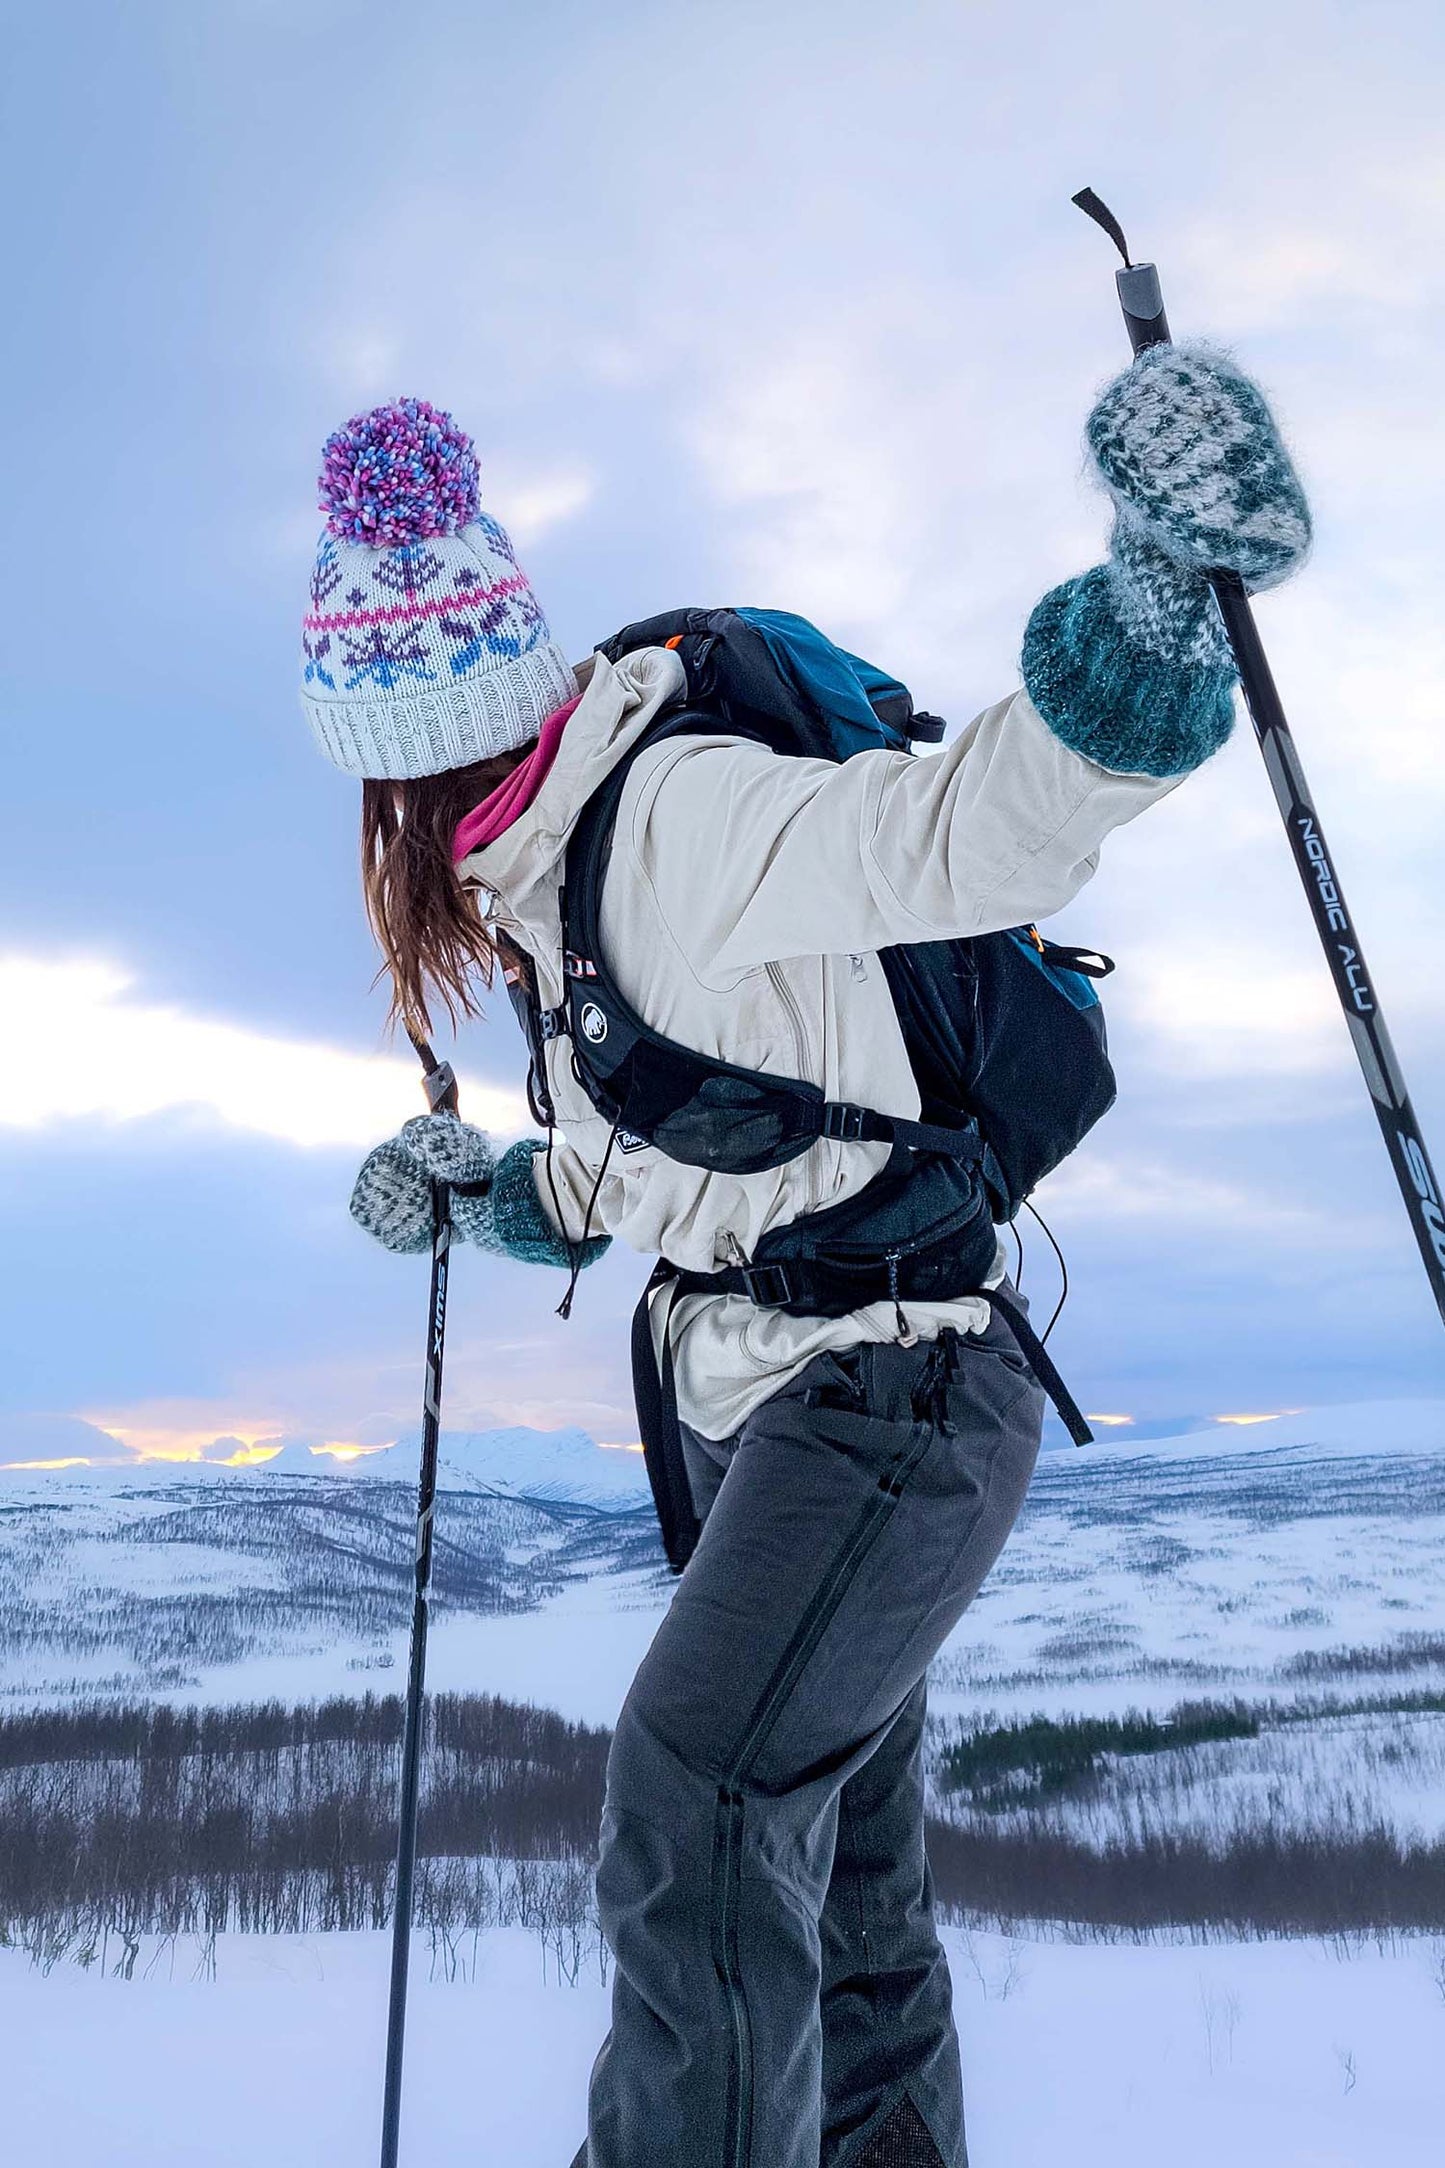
left=2, top=0, right=1443, bottom=1464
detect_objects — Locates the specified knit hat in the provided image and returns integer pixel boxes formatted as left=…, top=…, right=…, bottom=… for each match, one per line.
left=300, top=397, right=577, bottom=779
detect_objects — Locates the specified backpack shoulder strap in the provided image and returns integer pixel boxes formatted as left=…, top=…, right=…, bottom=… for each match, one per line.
left=558, top=713, right=984, bottom=1168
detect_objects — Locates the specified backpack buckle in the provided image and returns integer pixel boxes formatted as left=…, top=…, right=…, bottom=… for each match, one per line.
left=563, top=951, right=598, bottom=981
left=739, top=1261, right=796, bottom=1306
left=538, top=1006, right=569, bottom=1042
left=821, top=1102, right=868, bottom=1143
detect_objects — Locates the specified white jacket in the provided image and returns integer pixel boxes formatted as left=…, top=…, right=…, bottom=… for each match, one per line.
left=460, top=645, right=1177, bottom=1440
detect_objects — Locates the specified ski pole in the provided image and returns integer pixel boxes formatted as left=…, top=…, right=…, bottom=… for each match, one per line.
left=379, top=1031, right=460, bottom=2168
left=1072, top=188, right=1445, bottom=1329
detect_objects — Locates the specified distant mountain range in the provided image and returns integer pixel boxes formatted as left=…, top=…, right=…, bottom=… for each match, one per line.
left=0, top=1417, right=654, bottom=1504
left=4, top=1400, right=1440, bottom=1490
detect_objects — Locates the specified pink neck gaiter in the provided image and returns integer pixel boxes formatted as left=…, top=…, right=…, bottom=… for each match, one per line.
left=451, top=696, right=581, bottom=862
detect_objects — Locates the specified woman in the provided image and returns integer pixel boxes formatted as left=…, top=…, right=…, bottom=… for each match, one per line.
left=312, top=354, right=1309, bottom=2167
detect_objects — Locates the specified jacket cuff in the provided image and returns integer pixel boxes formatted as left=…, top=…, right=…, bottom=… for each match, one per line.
left=1021, top=565, right=1237, bottom=780
left=454, top=1140, right=611, bottom=1270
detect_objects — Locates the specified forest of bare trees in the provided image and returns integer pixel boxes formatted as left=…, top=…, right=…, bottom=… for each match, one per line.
left=4, top=1685, right=1445, bottom=1971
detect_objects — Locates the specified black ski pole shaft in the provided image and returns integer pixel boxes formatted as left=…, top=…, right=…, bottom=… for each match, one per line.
left=379, top=1032, right=460, bottom=2168
left=1071, top=188, right=1445, bottom=1328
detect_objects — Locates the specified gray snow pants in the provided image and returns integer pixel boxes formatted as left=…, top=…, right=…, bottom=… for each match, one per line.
left=572, top=1299, right=1044, bottom=2168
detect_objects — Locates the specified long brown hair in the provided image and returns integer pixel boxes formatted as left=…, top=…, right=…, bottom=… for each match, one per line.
left=360, top=745, right=534, bottom=1039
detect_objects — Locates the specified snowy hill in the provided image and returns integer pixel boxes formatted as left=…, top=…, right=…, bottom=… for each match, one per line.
left=434, top=1426, right=650, bottom=1505
left=0, top=1420, right=654, bottom=1499
left=0, top=1400, right=1441, bottom=1727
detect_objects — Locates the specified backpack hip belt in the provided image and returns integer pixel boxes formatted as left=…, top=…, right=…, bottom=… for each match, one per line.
left=633, top=1245, right=1091, bottom=1575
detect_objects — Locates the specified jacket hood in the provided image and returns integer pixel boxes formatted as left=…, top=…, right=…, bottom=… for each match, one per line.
left=456, top=644, right=686, bottom=923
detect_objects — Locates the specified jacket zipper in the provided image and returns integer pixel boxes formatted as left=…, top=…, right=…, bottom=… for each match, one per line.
left=765, top=962, right=818, bottom=1212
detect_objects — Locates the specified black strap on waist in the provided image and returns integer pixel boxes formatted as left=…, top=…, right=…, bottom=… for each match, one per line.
left=631, top=1260, right=1094, bottom=1576
left=630, top=1263, right=702, bottom=1573
left=528, top=994, right=987, bottom=1170
left=977, top=1284, right=1094, bottom=1448
left=816, top=1104, right=985, bottom=1160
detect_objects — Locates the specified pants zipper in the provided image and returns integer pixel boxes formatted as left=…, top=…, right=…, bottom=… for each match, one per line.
left=710, top=1381, right=944, bottom=2167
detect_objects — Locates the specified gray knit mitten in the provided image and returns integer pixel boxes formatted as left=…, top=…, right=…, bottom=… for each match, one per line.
left=1085, top=343, right=1311, bottom=589
left=350, top=1114, right=495, bottom=1254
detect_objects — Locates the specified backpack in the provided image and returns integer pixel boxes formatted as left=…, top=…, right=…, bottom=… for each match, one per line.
left=507, top=607, right=1116, bottom=1568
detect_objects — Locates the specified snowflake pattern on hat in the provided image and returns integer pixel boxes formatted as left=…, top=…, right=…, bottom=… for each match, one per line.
left=299, top=399, right=577, bottom=777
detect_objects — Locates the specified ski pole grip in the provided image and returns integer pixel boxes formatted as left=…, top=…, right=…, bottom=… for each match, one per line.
left=422, top=1060, right=460, bottom=1116
left=1116, top=262, right=1170, bottom=353
left=405, top=1027, right=461, bottom=1116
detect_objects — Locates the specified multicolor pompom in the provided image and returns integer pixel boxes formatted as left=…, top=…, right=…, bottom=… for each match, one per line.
left=318, top=396, right=480, bottom=547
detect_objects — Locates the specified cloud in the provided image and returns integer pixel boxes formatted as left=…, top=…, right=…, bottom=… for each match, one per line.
left=488, top=467, right=597, bottom=547
left=0, top=1412, right=130, bottom=1467
left=1039, top=1150, right=1325, bottom=1238
left=1120, top=952, right=1343, bottom=1079
left=0, top=956, right=529, bottom=1149
left=1173, top=146, right=1445, bottom=333
left=678, top=290, right=1098, bottom=700
left=55, top=1399, right=390, bottom=1467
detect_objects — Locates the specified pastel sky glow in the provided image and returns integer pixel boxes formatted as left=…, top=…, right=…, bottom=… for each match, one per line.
left=2, top=0, right=1442, bottom=1461
left=0, top=956, right=528, bottom=1147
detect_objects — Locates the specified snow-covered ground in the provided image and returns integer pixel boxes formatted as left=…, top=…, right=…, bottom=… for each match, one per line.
left=4, top=1922, right=1441, bottom=2167
left=4, top=1400, right=1444, bottom=2164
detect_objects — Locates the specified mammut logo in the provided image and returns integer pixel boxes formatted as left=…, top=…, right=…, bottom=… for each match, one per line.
left=1399, top=1131, right=1445, bottom=1269
left=580, top=1003, right=608, bottom=1044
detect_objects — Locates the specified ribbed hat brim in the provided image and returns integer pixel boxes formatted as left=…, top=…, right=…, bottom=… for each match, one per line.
left=301, top=641, right=578, bottom=779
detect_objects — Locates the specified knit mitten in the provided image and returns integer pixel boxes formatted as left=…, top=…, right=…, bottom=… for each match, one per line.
left=396, top=1111, right=495, bottom=1187
left=350, top=1113, right=494, bottom=1254
left=1022, top=511, right=1237, bottom=778
left=1085, top=343, right=1311, bottom=590
left=349, top=1136, right=440, bottom=1253
left=349, top=1118, right=609, bottom=1272
left=462, top=1140, right=611, bottom=1272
